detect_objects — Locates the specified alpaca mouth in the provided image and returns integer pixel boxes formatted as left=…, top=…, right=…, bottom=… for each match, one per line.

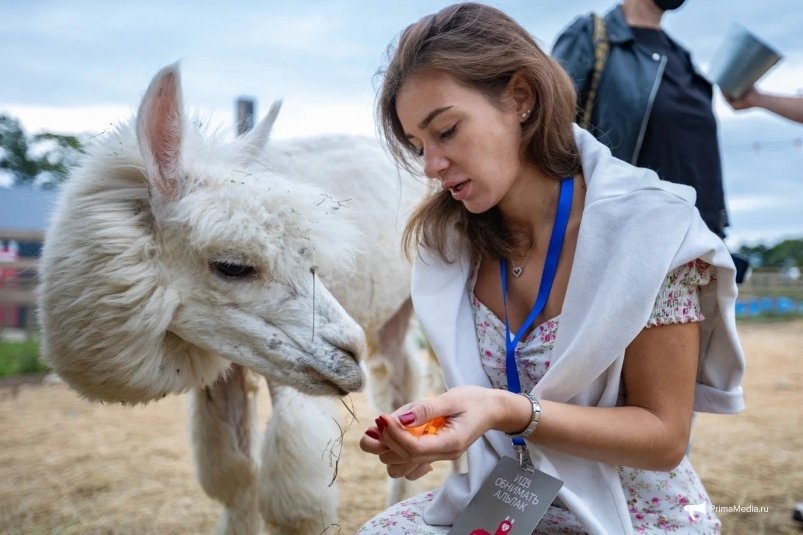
left=302, top=364, right=363, bottom=396
left=300, top=346, right=364, bottom=395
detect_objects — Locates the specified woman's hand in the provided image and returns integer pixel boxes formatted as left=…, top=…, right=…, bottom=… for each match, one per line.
left=360, top=419, right=435, bottom=480
left=359, top=385, right=526, bottom=480
left=722, top=86, right=760, bottom=110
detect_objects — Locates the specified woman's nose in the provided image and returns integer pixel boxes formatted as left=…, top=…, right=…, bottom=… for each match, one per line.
left=423, top=149, right=449, bottom=180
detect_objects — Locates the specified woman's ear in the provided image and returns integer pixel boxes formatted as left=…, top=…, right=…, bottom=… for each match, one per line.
left=506, top=71, right=535, bottom=119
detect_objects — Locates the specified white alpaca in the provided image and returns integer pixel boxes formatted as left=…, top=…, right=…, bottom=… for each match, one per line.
left=37, top=64, right=428, bottom=534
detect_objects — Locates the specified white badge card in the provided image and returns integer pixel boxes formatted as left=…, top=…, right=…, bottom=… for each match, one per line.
left=447, top=456, right=563, bottom=535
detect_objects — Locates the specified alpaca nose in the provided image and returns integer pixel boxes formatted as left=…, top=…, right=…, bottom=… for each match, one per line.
left=340, top=348, right=359, bottom=366
left=340, top=334, right=367, bottom=364
left=327, top=332, right=366, bottom=394
left=324, top=327, right=366, bottom=364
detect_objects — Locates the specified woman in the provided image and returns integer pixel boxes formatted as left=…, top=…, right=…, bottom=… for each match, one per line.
left=359, top=3, right=744, bottom=534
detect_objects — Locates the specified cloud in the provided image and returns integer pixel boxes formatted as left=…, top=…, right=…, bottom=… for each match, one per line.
left=2, top=96, right=378, bottom=142
left=1, top=105, right=133, bottom=136
left=270, top=98, right=377, bottom=140
left=728, top=194, right=791, bottom=214
left=226, top=11, right=358, bottom=58
left=0, top=170, right=13, bottom=188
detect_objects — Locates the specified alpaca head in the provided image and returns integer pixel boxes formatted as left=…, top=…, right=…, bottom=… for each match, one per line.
left=38, top=64, right=366, bottom=403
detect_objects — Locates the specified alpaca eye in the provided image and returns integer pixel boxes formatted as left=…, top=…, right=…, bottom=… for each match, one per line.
left=212, top=261, right=256, bottom=278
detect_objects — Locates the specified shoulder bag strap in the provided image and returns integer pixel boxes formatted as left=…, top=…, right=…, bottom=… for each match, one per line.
left=580, top=13, right=610, bottom=130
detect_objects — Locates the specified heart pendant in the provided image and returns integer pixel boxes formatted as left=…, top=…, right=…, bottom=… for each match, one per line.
left=512, top=266, right=523, bottom=278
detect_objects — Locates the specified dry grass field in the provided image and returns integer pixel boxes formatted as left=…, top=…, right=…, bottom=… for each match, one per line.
left=1, top=319, right=801, bottom=534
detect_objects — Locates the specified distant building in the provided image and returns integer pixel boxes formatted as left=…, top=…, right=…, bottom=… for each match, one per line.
left=0, top=186, right=59, bottom=329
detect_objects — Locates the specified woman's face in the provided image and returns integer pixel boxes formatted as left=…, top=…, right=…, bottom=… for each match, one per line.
left=395, top=69, right=528, bottom=214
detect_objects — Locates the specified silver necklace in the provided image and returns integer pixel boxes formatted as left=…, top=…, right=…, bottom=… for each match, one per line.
left=510, top=181, right=560, bottom=279
left=511, top=247, right=535, bottom=278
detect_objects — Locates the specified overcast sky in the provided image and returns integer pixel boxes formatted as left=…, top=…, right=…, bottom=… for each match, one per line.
left=2, top=0, right=802, bottom=248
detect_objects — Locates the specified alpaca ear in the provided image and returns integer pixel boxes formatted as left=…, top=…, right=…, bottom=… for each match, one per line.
left=136, top=63, right=185, bottom=202
left=238, top=99, right=282, bottom=162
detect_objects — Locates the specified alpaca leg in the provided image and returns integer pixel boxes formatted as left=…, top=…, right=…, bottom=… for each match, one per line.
left=363, top=298, right=427, bottom=505
left=189, top=364, right=262, bottom=535
left=258, top=380, right=341, bottom=535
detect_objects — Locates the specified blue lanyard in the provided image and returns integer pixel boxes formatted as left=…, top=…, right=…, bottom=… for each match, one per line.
left=500, top=177, right=573, bottom=446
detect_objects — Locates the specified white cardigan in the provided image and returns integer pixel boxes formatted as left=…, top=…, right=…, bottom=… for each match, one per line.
left=413, top=126, right=745, bottom=535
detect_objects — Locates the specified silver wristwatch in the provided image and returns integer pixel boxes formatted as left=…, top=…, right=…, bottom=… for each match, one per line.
left=505, top=392, right=541, bottom=439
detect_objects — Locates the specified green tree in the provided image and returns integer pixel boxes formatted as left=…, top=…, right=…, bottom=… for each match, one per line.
left=764, top=239, right=803, bottom=267
left=738, top=239, right=803, bottom=268
left=0, top=114, right=38, bottom=181
left=28, top=132, right=84, bottom=188
left=0, top=114, right=82, bottom=187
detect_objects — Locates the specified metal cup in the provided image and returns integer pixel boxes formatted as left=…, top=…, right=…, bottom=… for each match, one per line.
left=707, top=23, right=782, bottom=99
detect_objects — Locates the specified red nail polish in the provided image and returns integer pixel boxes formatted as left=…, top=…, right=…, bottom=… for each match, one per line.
left=399, top=412, right=416, bottom=425
left=365, top=429, right=380, bottom=440
left=375, top=417, right=388, bottom=431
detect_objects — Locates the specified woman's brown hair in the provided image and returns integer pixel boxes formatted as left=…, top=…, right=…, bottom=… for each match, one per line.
left=376, top=2, right=581, bottom=263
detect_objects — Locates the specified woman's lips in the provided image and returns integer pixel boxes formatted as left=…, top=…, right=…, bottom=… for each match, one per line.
left=449, top=180, right=470, bottom=201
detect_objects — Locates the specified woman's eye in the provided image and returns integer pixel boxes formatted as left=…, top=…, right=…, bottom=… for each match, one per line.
left=212, top=261, right=257, bottom=278
left=415, top=146, right=424, bottom=157
left=440, top=125, right=457, bottom=140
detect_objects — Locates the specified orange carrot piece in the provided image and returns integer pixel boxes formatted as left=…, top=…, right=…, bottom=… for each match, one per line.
left=405, top=416, right=447, bottom=436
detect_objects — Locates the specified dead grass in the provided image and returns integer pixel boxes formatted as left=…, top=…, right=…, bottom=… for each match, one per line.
left=689, top=320, right=803, bottom=534
left=1, top=320, right=801, bottom=534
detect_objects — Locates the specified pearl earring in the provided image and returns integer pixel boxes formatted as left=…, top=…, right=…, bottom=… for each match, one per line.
left=521, top=110, right=531, bottom=119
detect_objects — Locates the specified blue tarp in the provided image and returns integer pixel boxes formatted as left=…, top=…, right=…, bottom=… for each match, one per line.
left=735, top=296, right=803, bottom=317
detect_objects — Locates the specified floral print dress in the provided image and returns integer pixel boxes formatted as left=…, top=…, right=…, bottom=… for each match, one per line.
left=358, top=260, right=720, bottom=534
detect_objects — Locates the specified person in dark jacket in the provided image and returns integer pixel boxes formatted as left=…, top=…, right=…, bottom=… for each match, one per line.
left=552, top=0, right=730, bottom=238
